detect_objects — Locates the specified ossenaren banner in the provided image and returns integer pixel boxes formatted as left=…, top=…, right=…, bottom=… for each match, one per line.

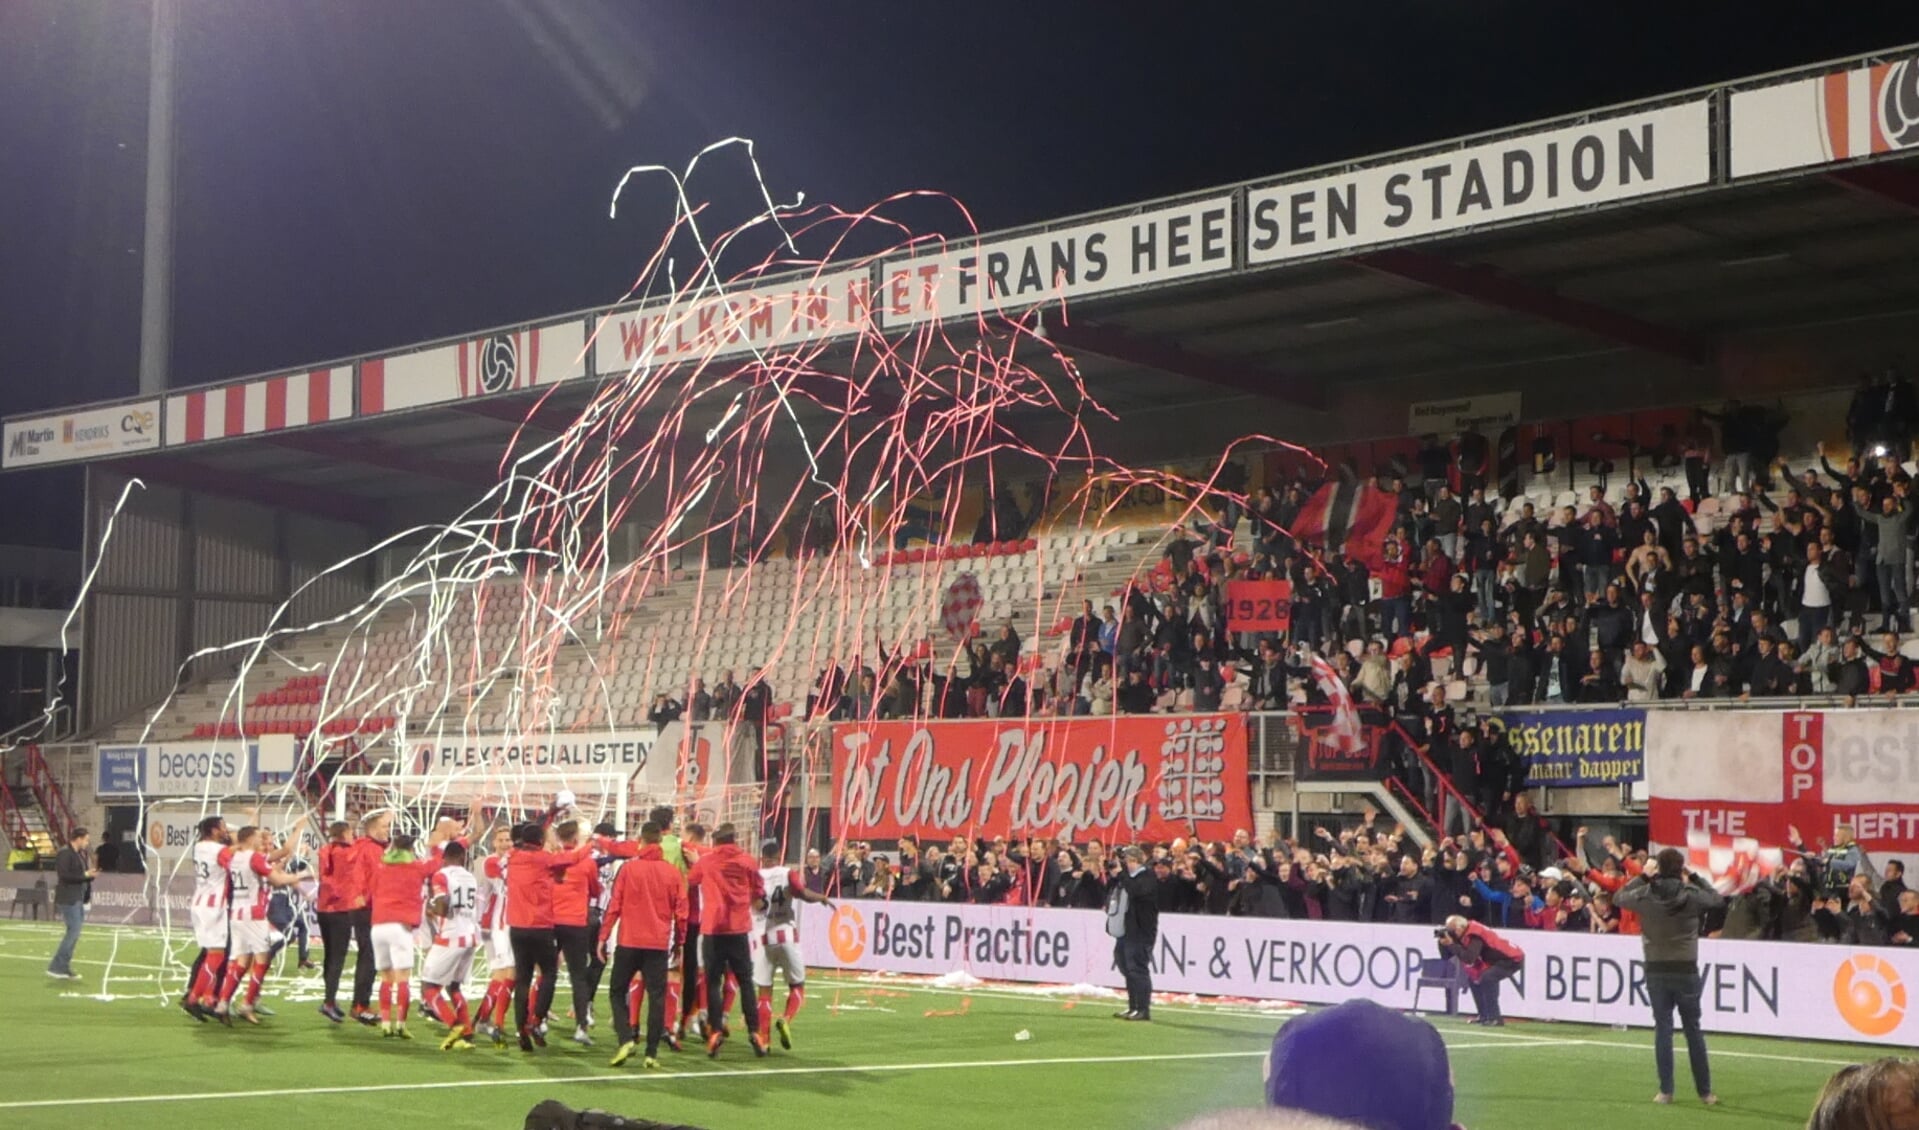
left=1647, top=709, right=1919, bottom=862
left=1246, top=99, right=1711, bottom=264
left=832, top=714, right=1252, bottom=843
left=1498, top=707, right=1646, bottom=786
left=802, top=901, right=1919, bottom=1047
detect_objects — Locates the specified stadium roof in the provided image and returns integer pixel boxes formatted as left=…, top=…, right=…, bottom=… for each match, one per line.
left=8, top=44, right=1919, bottom=523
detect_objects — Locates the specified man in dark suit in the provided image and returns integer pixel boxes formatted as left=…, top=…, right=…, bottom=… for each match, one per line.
left=1106, top=846, right=1159, bottom=1022
left=46, top=827, right=94, bottom=980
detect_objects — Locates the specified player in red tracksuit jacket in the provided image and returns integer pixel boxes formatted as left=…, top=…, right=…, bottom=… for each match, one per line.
left=687, top=823, right=767, bottom=1058
left=367, top=819, right=463, bottom=1038
left=342, top=811, right=394, bottom=1022
left=314, top=820, right=365, bottom=1023
left=551, top=819, right=620, bottom=1046
left=598, top=822, right=689, bottom=1068
left=505, top=822, right=594, bottom=1051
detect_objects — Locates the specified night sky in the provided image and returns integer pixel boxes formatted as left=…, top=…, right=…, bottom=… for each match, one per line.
left=2, top=2, right=1918, bottom=545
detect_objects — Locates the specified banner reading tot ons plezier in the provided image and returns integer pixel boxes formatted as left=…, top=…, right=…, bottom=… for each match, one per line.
left=831, top=714, right=1252, bottom=843
left=801, top=900, right=1919, bottom=1047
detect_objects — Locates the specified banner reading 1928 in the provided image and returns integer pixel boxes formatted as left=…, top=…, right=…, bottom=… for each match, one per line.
left=1225, top=579, right=1292, bottom=633
left=831, top=714, right=1251, bottom=843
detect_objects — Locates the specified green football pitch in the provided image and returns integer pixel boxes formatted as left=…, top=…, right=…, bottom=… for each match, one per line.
left=0, top=919, right=1876, bottom=1129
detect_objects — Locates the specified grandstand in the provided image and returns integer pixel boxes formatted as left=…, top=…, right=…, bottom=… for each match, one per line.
left=3, top=42, right=1919, bottom=851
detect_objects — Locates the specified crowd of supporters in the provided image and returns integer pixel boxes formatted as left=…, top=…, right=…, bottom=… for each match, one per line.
left=803, top=811, right=1919, bottom=947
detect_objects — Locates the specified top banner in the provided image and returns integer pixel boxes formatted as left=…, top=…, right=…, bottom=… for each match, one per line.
left=1732, top=53, right=1919, bottom=179
left=832, top=714, right=1252, bottom=843
left=4, top=400, right=160, bottom=468
left=1408, top=392, right=1522, bottom=435
left=1646, top=709, right=1919, bottom=862
left=1247, top=100, right=1713, bottom=265
left=880, top=196, right=1236, bottom=326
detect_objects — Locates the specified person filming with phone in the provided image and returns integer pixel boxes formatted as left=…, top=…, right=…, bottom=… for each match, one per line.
left=1616, top=846, right=1724, bottom=1108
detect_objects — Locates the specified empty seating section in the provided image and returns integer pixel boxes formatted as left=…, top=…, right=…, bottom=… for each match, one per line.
left=115, top=527, right=1151, bottom=744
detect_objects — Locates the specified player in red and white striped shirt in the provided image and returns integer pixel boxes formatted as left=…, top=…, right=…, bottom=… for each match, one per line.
left=474, top=827, right=516, bottom=1046
left=213, top=825, right=307, bottom=1025
left=752, top=838, right=833, bottom=1051
left=182, top=816, right=232, bottom=1020
left=421, top=840, right=482, bottom=1050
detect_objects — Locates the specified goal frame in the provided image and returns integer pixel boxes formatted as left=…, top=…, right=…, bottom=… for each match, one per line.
left=328, top=771, right=632, bottom=832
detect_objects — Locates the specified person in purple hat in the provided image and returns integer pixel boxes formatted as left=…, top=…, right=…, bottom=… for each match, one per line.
left=1265, top=999, right=1463, bottom=1130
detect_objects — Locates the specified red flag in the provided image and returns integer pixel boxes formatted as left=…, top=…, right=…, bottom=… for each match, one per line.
left=1288, top=479, right=1399, bottom=571
left=1683, top=830, right=1783, bottom=896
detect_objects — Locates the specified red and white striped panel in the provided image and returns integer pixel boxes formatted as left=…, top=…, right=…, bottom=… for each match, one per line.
left=359, top=319, right=587, bottom=416
left=163, top=368, right=354, bottom=447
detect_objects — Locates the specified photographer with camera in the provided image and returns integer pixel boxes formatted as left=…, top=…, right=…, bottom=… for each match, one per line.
left=1436, top=915, right=1523, bottom=1026
left=1616, top=847, right=1723, bottom=1107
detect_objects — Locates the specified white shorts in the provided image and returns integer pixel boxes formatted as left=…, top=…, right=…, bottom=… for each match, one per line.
left=192, top=905, right=229, bottom=950
left=751, top=935, right=805, bottom=989
left=370, top=921, right=417, bottom=972
left=486, top=928, right=514, bottom=975
left=228, top=918, right=270, bottom=956
left=421, top=942, right=476, bottom=987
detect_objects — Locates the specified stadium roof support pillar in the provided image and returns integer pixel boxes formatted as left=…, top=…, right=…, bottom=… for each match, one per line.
left=1352, top=248, right=1715, bottom=366
left=113, top=456, right=376, bottom=526
left=1041, top=320, right=1328, bottom=410
left=266, top=432, right=501, bottom=490
left=1827, top=164, right=1919, bottom=215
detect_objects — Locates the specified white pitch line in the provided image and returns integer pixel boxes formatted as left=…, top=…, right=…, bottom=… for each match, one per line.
left=1505, top=1037, right=1871, bottom=1070
left=0, top=1049, right=1268, bottom=1110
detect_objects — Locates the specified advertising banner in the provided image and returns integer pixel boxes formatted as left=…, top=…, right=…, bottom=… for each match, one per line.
left=360, top=318, right=588, bottom=416
left=1646, top=709, right=1919, bottom=862
left=1224, top=579, right=1293, bottom=633
left=95, top=739, right=266, bottom=798
left=1498, top=707, right=1646, bottom=786
left=832, top=714, right=1252, bottom=843
left=3, top=400, right=161, bottom=468
left=1247, top=99, right=1712, bottom=265
left=162, top=369, right=353, bottom=447
left=1408, top=392, right=1522, bottom=435
left=593, top=268, right=875, bottom=373
left=404, top=721, right=757, bottom=805
left=802, top=900, right=1919, bottom=1047
left=0, top=871, right=196, bottom=928
left=1732, top=53, right=1919, bottom=179
left=140, top=802, right=315, bottom=864
left=881, top=196, right=1236, bottom=326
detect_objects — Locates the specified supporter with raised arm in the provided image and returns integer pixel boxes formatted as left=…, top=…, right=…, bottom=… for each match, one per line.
left=1617, top=847, right=1723, bottom=1107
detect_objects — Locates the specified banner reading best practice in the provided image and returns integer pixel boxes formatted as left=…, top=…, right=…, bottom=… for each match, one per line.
left=832, top=714, right=1251, bottom=843
left=1499, top=707, right=1645, bottom=786
left=802, top=900, right=1919, bottom=1047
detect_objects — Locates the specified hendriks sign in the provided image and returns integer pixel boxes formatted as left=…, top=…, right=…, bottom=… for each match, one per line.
left=802, top=901, right=1919, bottom=1047
left=2, top=399, right=161, bottom=469
left=1246, top=100, right=1712, bottom=264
